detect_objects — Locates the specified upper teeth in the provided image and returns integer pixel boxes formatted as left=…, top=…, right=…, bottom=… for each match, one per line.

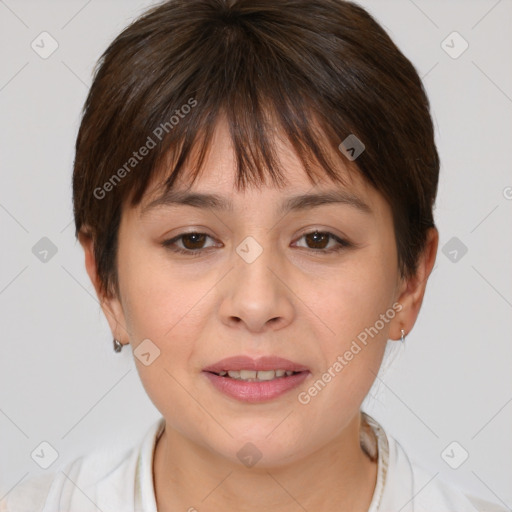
left=219, top=369, right=295, bottom=381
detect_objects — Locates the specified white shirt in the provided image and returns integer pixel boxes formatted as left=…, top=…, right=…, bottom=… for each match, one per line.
left=1, top=413, right=506, bottom=512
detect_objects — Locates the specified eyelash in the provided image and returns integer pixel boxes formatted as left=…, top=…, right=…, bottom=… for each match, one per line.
left=161, top=230, right=352, bottom=257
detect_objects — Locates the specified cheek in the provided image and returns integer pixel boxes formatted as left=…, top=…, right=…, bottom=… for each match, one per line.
left=118, top=251, right=210, bottom=421
left=117, top=243, right=202, bottom=339
left=297, top=253, right=394, bottom=405
left=303, top=257, right=395, bottom=343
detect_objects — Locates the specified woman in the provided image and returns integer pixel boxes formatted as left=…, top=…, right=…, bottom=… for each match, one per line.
left=1, top=0, right=506, bottom=510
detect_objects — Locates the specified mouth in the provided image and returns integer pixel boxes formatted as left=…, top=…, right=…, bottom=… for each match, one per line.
left=206, top=369, right=304, bottom=381
left=202, top=355, right=310, bottom=402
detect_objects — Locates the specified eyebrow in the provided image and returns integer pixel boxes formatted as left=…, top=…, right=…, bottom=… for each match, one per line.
left=140, top=189, right=373, bottom=217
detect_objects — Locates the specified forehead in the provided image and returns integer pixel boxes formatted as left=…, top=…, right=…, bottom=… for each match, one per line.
left=138, top=116, right=382, bottom=216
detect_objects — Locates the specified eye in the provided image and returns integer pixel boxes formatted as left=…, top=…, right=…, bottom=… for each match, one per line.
left=161, top=231, right=219, bottom=256
left=161, top=229, right=352, bottom=257
left=293, top=230, right=352, bottom=254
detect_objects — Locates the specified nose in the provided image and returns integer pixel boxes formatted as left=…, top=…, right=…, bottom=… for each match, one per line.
left=218, top=238, right=295, bottom=334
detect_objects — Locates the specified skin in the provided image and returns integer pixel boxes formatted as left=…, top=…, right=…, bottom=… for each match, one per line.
left=79, top=117, right=438, bottom=511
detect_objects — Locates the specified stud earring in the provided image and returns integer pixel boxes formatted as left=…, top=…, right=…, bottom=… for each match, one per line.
left=113, top=338, right=123, bottom=353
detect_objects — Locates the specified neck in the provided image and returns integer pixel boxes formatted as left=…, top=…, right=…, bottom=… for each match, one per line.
left=153, top=412, right=378, bottom=512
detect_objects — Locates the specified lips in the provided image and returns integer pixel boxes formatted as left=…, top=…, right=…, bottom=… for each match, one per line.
left=202, top=355, right=310, bottom=374
left=202, top=355, right=310, bottom=402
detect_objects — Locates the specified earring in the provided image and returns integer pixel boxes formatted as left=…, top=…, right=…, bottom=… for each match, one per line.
left=400, top=329, right=406, bottom=343
left=113, top=338, right=123, bottom=353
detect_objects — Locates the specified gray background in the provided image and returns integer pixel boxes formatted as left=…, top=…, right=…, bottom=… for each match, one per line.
left=1, top=0, right=511, bottom=506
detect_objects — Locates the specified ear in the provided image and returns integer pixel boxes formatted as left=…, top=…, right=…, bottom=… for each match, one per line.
left=78, top=229, right=130, bottom=348
left=390, top=227, right=439, bottom=341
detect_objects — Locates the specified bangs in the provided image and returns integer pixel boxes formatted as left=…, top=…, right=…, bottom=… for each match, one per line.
left=123, top=21, right=358, bottom=208
left=131, top=105, right=354, bottom=208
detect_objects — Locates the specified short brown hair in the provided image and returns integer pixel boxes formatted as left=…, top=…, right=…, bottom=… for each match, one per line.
left=73, top=0, right=439, bottom=299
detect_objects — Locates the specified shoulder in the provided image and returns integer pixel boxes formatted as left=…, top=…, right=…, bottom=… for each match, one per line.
left=409, top=461, right=508, bottom=512
left=0, top=472, right=56, bottom=512
left=388, top=433, right=507, bottom=511
left=363, top=413, right=508, bottom=512
left=0, top=444, right=139, bottom=512
left=1, top=418, right=164, bottom=512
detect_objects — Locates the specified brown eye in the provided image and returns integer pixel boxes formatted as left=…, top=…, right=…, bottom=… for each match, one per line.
left=304, top=231, right=330, bottom=249
left=180, top=233, right=207, bottom=250
left=161, top=232, right=219, bottom=256
left=161, top=229, right=351, bottom=257
left=294, top=230, right=351, bottom=254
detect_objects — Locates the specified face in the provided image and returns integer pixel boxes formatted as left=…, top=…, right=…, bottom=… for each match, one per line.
left=89, top=118, right=427, bottom=468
